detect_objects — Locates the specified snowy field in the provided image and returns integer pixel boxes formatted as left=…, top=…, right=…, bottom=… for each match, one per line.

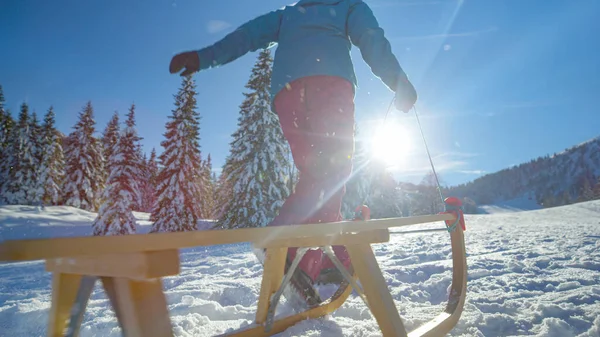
left=1, top=202, right=599, bottom=336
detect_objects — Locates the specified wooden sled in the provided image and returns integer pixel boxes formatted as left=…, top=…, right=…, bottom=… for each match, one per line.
left=0, top=206, right=467, bottom=337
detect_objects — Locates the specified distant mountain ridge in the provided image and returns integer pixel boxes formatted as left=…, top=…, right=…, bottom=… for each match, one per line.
left=447, top=136, right=600, bottom=208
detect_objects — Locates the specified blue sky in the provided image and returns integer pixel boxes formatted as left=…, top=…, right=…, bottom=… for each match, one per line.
left=1, top=0, right=599, bottom=187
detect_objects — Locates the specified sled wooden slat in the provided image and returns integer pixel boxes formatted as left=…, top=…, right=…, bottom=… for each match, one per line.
left=408, top=216, right=467, bottom=337
left=45, top=249, right=180, bottom=279
left=255, top=247, right=286, bottom=325
left=222, top=276, right=355, bottom=337
left=0, top=213, right=453, bottom=262
left=48, top=273, right=82, bottom=337
left=105, top=277, right=173, bottom=337
left=347, top=242, right=408, bottom=335
left=255, top=228, right=389, bottom=248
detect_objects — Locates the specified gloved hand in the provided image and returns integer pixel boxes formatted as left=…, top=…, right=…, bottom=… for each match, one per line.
left=394, top=75, right=417, bottom=113
left=169, top=51, right=200, bottom=76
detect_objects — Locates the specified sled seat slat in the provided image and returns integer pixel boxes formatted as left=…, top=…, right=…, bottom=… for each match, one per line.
left=0, top=213, right=454, bottom=262
left=45, top=249, right=180, bottom=280
left=255, top=228, right=390, bottom=248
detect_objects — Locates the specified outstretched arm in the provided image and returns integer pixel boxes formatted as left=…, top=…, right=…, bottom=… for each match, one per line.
left=347, top=1, right=406, bottom=91
left=170, top=9, right=283, bottom=76
left=347, top=1, right=416, bottom=112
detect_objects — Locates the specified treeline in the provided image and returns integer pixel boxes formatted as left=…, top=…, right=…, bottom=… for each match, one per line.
left=0, top=81, right=218, bottom=234
left=447, top=138, right=600, bottom=208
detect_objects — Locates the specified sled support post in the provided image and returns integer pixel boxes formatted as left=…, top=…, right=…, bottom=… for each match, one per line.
left=44, top=249, right=180, bottom=337
left=346, top=243, right=407, bottom=337
left=255, top=247, right=287, bottom=324
left=103, top=277, right=173, bottom=337
left=47, top=273, right=82, bottom=337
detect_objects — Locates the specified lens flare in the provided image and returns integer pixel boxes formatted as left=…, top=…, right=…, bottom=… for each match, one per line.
left=371, top=122, right=411, bottom=167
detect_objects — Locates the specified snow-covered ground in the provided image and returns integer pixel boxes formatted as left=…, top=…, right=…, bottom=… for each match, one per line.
left=477, top=193, right=542, bottom=214
left=1, top=202, right=599, bottom=336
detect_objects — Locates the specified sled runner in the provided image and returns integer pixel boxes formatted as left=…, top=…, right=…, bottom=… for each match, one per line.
left=0, top=199, right=467, bottom=337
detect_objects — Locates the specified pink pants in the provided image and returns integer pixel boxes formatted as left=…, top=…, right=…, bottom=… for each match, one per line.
left=268, top=75, right=355, bottom=281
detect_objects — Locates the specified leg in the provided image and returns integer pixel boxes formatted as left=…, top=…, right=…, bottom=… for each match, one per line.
left=299, top=75, right=355, bottom=225
left=269, top=76, right=355, bottom=282
left=270, top=76, right=355, bottom=227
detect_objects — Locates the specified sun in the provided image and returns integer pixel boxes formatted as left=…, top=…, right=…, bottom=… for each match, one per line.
left=370, top=122, right=412, bottom=167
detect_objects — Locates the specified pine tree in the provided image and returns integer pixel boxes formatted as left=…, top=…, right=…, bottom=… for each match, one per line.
left=6, top=103, right=36, bottom=204
left=410, top=171, right=445, bottom=215
left=26, top=111, right=44, bottom=205
left=39, top=106, right=65, bottom=205
left=140, top=147, right=159, bottom=212
left=216, top=49, right=291, bottom=229
left=579, top=177, right=594, bottom=202
left=102, top=111, right=120, bottom=178
left=593, top=177, right=600, bottom=200
left=367, top=161, right=402, bottom=218
left=63, top=101, right=105, bottom=211
left=150, top=76, right=205, bottom=232
left=200, top=154, right=216, bottom=219
left=0, top=85, right=11, bottom=150
left=213, top=169, right=232, bottom=222
left=561, top=190, right=572, bottom=206
left=0, top=86, right=15, bottom=203
left=122, top=104, right=145, bottom=211
left=92, top=109, right=142, bottom=236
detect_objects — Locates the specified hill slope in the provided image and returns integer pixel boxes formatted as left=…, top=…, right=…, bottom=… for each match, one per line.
left=1, top=203, right=599, bottom=336
left=448, top=136, right=600, bottom=208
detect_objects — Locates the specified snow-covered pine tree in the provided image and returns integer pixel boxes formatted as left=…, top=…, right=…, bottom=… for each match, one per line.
left=101, top=111, right=120, bottom=179
left=216, top=49, right=290, bottom=229
left=63, top=101, right=105, bottom=211
left=0, top=85, right=11, bottom=151
left=122, top=104, right=145, bottom=211
left=39, top=106, right=65, bottom=205
left=0, top=86, right=15, bottom=203
left=367, top=161, right=402, bottom=218
left=410, top=171, right=445, bottom=215
left=26, top=111, right=44, bottom=205
left=92, top=108, right=143, bottom=236
left=200, top=154, right=215, bottom=219
left=139, top=147, right=159, bottom=212
left=213, top=169, right=232, bottom=223
left=211, top=170, right=218, bottom=213
left=579, top=176, right=595, bottom=202
left=6, top=103, right=36, bottom=204
left=150, top=76, right=205, bottom=232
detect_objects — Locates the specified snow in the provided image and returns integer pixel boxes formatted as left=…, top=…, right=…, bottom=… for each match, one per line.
left=478, top=193, right=542, bottom=214
left=1, top=201, right=599, bottom=336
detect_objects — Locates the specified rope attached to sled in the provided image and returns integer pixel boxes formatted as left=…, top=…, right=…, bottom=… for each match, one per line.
left=412, top=105, right=467, bottom=233
left=413, top=105, right=445, bottom=206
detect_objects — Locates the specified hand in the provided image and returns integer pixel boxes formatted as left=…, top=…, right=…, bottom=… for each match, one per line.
left=394, top=75, right=417, bottom=113
left=169, top=51, right=200, bottom=76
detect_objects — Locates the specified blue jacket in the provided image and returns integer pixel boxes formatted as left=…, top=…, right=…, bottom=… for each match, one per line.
left=196, top=0, right=407, bottom=103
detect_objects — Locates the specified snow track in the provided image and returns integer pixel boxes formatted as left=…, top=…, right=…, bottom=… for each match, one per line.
left=1, top=202, right=599, bottom=336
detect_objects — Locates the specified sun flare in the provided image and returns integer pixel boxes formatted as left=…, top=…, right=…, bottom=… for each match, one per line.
left=370, top=122, right=412, bottom=167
